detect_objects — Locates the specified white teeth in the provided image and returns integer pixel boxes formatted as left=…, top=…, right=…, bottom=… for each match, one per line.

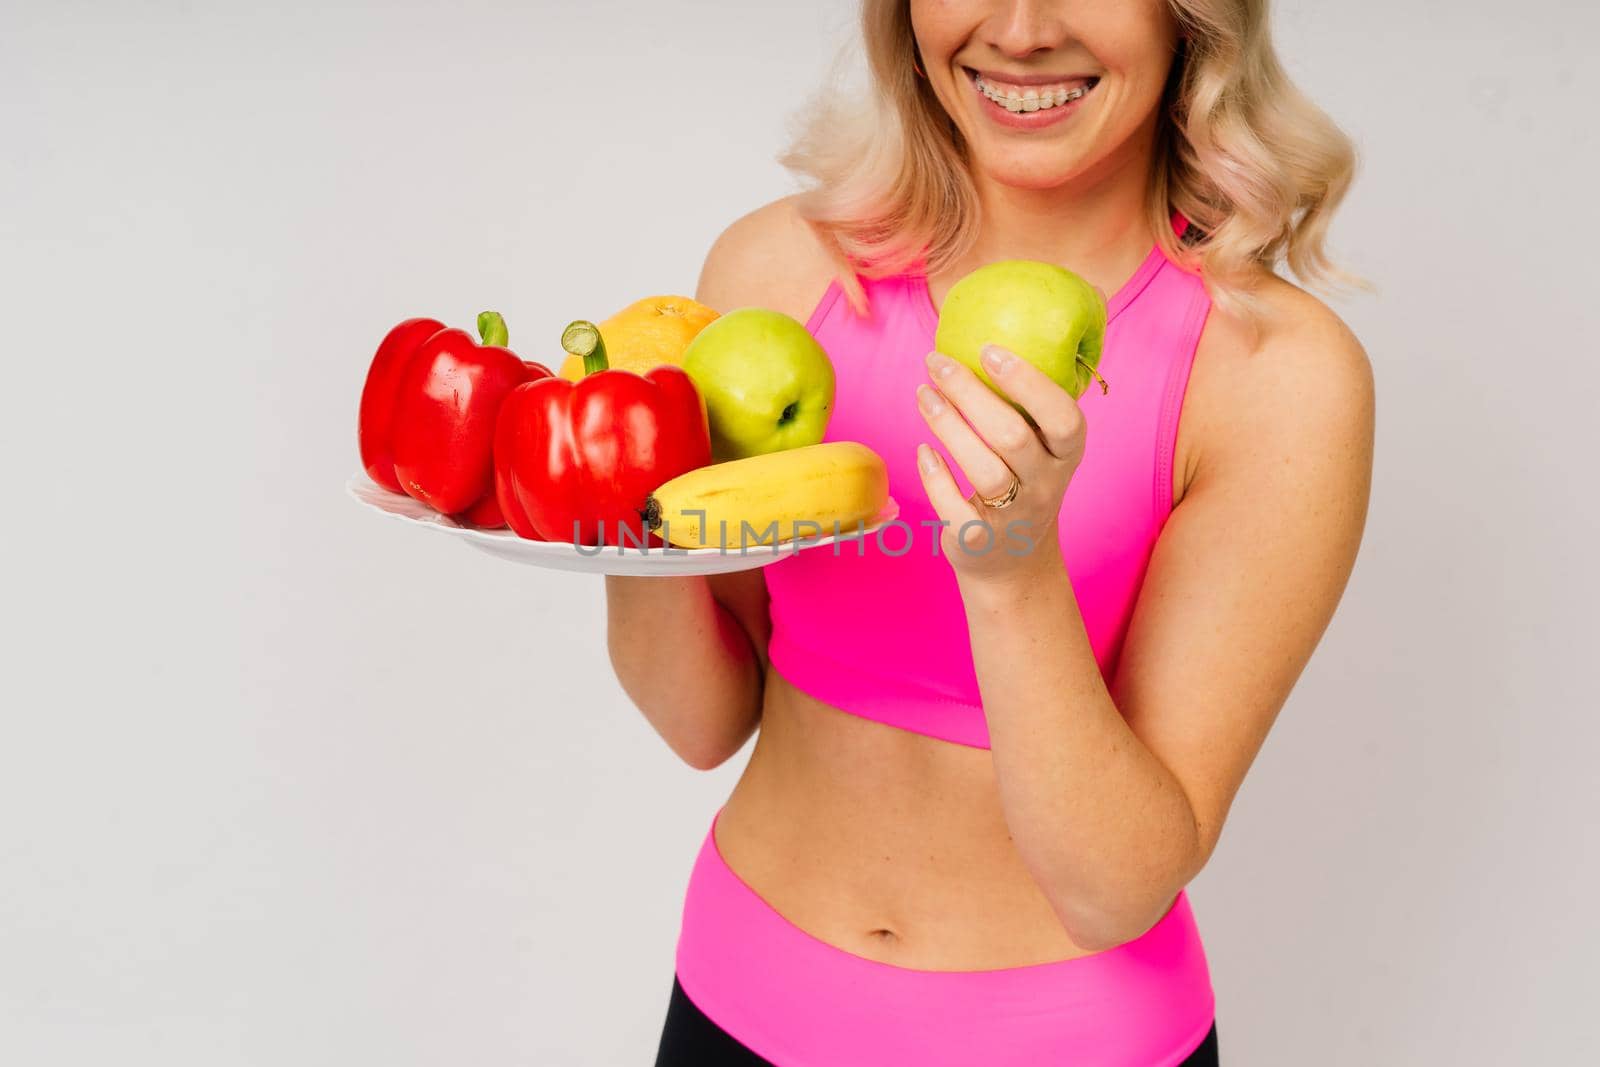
left=975, top=75, right=1092, bottom=113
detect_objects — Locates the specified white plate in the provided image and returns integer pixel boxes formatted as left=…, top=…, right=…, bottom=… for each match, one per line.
left=346, top=475, right=900, bottom=576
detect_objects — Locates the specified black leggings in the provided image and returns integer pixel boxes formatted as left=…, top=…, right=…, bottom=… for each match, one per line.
left=655, top=974, right=1221, bottom=1066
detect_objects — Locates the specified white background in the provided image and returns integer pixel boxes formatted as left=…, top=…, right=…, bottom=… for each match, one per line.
left=3, top=1, right=1596, bottom=1063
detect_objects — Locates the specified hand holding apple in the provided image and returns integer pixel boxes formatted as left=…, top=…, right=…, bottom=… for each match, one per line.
left=933, top=259, right=1109, bottom=413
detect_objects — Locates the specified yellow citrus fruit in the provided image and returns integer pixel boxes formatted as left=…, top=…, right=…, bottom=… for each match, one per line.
left=558, top=295, right=720, bottom=380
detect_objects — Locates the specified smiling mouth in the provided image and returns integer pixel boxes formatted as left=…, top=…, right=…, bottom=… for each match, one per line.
left=965, top=68, right=1100, bottom=113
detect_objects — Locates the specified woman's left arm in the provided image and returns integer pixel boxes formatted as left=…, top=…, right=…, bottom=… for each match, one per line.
left=915, top=291, right=1375, bottom=952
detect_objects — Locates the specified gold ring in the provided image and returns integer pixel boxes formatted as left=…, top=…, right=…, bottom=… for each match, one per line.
left=973, top=472, right=1021, bottom=510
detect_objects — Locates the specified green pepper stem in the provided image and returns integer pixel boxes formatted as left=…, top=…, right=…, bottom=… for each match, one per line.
left=562, top=320, right=609, bottom=376
left=477, top=311, right=509, bottom=348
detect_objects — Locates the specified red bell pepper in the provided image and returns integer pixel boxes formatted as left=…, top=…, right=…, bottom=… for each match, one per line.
left=358, top=316, right=446, bottom=494
left=358, top=311, right=552, bottom=526
left=494, top=320, right=711, bottom=546
left=493, top=394, right=550, bottom=541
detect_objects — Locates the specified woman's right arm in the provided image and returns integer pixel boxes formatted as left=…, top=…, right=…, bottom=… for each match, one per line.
left=603, top=568, right=768, bottom=770
left=602, top=196, right=837, bottom=770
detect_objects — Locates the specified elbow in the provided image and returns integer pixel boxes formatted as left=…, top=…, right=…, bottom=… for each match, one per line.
left=1045, top=809, right=1211, bottom=953
left=1050, top=871, right=1197, bottom=953
left=673, top=738, right=738, bottom=772
left=667, top=717, right=755, bottom=771
left=1057, top=908, right=1131, bottom=955
left=1066, top=929, right=1123, bottom=955
left=1057, top=900, right=1161, bottom=955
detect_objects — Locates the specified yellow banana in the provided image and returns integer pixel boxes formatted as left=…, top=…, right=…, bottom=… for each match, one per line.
left=645, top=441, right=890, bottom=550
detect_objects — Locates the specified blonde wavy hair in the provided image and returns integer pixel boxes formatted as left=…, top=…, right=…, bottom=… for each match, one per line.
left=779, top=0, right=1360, bottom=320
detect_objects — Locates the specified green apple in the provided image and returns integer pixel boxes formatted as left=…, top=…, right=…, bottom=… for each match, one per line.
left=933, top=259, right=1109, bottom=409
left=681, top=307, right=836, bottom=460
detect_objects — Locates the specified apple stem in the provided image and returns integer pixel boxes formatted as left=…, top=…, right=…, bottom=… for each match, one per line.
left=562, top=320, right=609, bottom=376
left=1078, top=357, right=1109, bottom=395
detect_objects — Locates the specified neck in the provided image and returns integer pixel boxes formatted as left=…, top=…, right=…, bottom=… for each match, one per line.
left=944, top=118, right=1163, bottom=298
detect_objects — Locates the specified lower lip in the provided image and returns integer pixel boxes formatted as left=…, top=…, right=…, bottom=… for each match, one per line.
left=969, top=72, right=1096, bottom=131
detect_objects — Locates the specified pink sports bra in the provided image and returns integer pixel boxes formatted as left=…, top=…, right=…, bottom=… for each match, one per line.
left=763, top=228, right=1211, bottom=749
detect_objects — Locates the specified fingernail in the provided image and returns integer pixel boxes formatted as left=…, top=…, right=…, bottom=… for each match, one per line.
left=981, top=345, right=1013, bottom=374
left=916, top=383, right=945, bottom=414
left=918, top=443, right=939, bottom=473
left=926, top=351, right=957, bottom=378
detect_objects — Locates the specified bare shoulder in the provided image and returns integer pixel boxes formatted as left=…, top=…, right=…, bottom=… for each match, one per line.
left=1174, top=273, right=1375, bottom=501
left=695, top=194, right=842, bottom=324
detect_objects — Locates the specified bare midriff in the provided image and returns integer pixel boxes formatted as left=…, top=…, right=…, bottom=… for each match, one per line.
left=714, top=669, right=1103, bottom=972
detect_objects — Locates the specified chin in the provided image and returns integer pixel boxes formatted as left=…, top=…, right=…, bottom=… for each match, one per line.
left=971, top=146, right=1096, bottom=191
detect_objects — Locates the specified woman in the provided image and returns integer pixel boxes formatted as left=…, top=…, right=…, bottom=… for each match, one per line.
left=611, top=1, right=1373, bottom=1063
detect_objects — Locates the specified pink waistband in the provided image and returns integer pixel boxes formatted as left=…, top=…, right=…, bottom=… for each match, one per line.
left=675, top=809, right=1216, bottom=1067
